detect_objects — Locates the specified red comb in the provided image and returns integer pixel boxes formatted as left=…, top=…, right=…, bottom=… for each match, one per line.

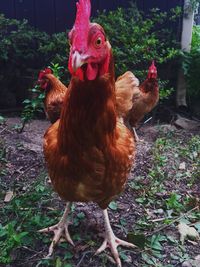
left=38, top=68, right=52, bottom=80
left=73, top=0, right=91, bottom=51
left=148, top=60, right=157, bottom=79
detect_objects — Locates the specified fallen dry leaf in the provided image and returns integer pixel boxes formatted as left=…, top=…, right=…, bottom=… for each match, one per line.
left=179, top=162, right=186, bottom=170
left=178, top=222, right=200, bottom=245
left=4, top=191, right=14, bottom=203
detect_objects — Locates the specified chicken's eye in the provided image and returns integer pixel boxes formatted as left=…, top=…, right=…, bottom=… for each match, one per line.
left=95, top=37, right=103, bottom=47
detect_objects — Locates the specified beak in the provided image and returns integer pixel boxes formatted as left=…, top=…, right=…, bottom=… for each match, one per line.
left=72, top=51, right=87, bottom=72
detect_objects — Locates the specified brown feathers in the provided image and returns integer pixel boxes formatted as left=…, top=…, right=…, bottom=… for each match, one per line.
left=43, top=17, right=135, bottom=210
left=115, top=71, right=139, bottom=119
left=42, top=73, right=67, bottom=124
left=44, top=65, right=135, bottom=209
left=129, top=78, right=159, bottom=127
left=115, top=66, right=159, bottom=128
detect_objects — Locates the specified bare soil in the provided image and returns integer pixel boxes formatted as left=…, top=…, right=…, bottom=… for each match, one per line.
left=0, top=117, right=199, bottom=267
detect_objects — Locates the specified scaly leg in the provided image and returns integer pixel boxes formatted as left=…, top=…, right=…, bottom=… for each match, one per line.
left=133, top=127, right=140, bottom=142
left=96, top=209, right=135, bottom=267
left=39, top=202, right=74, bottom=257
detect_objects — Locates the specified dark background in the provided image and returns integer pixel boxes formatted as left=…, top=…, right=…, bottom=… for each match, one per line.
left=0, top=0, right=184, bottom=34
left=0, top=0, right=184, bottom=111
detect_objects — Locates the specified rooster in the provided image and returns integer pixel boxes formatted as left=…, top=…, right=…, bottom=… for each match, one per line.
left=116, top=62, right=159, bottom=141
left=38, top=68, right=67, bottom=123
left=39, top=0, right=136, bottom=266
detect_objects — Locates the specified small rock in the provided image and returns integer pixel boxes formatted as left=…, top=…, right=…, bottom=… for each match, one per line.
left=183, top=256, right=200, bottom=267
left=195, top=255, right=200, bottom=261
left=174, top=116, right=200, bottom=130
left=4, top=191, right=14, bottom=202
left=182, top=261, right=192, bottom=267
left=179, top=162, right=186, bottom=170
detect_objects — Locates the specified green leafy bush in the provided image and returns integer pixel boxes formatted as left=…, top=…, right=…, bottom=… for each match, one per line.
left=182, top=25, right=200, bottom=99
left=0, top=222, right=28, bottom=264
left=94, top=4, right=181, bottom=100
left=0, top=14, right=50, bottom=108
left=39, top=32, right=70, bottom=83
left=0, top=15, right=69, bottom=109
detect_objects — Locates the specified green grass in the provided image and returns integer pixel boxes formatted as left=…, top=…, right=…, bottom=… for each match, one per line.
left=128, top=132, right=200, bottom=266
left=0, top=172, right=90, bottom=266
left=0, top=173, right=55, bottom=264
left=0, top=131, right=200, bottom=266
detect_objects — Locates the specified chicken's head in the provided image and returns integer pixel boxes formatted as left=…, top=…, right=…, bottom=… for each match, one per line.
left=68, top=0, right=111, bottom=81
left=38, top=68, right=53, bottom=90
left=148, top=61, right=157, bottom=79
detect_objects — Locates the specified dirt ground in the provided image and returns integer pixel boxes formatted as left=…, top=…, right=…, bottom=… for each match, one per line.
left=0, top=117, right=199, bottom=267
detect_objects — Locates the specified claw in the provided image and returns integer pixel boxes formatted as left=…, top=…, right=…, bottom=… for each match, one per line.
left=96, top=235, right=135, bottom=267
left=39, top=222, right=75, bottom=257
left=96, top=209, right=136, bottom=266
left=95, top=239, right=108, bottom=255
left=39, top=202, right=74, bottom=257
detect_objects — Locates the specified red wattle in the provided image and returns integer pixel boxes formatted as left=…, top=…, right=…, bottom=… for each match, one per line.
left=86, top=63, right=98, bottom=81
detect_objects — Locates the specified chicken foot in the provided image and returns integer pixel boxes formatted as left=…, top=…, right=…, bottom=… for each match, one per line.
left=39, top=202, right=74, bottom=257
left=132, top=127, right=144, bottom=142
left=96, top=209, right=136, bottom=267
left=125, top=120, right=141, bottom=143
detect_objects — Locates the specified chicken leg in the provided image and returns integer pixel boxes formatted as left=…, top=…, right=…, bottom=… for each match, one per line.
left=96, top=209, right=136, bottom=267
left=39, top=202, right=74, bottom=257
left=132, top=127, right=140, bottom=142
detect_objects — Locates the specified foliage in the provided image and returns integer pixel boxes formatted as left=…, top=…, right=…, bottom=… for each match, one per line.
left=129, top=130, right=200, bottom=266
left=0, top=172, right=87, bottom=265
left=0, top=14, right=50, bottom=108
left=182, top=25, right=200, bottom=99
left=1, top=3, right=182, bottom=109
left=94, top=4, right=181, bottom=100
left=0, top=222, right=28, bottom=264
left=0, top=174, right=55, bottom=264
left=0, top=15, right=70, bottom=109
left=1, top=123, right=200, bottom=265
left=186, top=0, right=200, bottom=12
left=19, top=84, right=45, bottom=132
left=39, top=32, right=70, bottom=84
left=191, top=25, right=200, bottom=51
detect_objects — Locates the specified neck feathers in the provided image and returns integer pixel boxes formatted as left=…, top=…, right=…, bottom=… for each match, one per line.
left=45, top=74, right=65, bottom=92
left=141, top=78, right=158, bottom=94
left=58, top=57, right=116, bottom=153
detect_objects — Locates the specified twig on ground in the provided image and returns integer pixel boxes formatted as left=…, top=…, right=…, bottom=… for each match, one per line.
left=137, top=117, right=153, bottom=130
left=15, top=163, right=41, bottom=181
left=21, top=246, right=41, bottom=254
left=150, top=217, right=170, bottom=223
left=104, top=253, right=116, bottom=265
left=19, top=246, right=46, bottom=264
left=0, top=126, right=13, bottom=134
left=148, top=206, right=199, bottom=236
left=0, top=126, right=7, bottom=134
left=76, top=251, right=93, bottom=267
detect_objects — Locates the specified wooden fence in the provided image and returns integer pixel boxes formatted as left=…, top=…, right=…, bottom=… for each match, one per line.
left=0, top=0, right=183, bottom=34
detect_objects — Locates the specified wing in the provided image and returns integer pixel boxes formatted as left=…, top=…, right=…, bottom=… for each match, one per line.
left=115, top=71, right=140, bottom=119
left=45, top=91, right=66, bottom=124
left=44, top=74, right=68, bottom=123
